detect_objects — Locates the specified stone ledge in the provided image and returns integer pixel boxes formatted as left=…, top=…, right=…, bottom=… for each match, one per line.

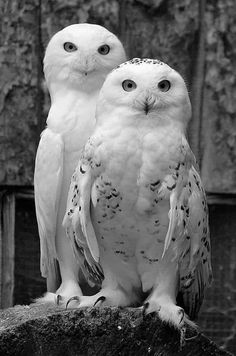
left=0, top=304, right=233, bottom=356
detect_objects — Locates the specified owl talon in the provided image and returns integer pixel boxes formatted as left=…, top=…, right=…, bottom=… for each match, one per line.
left=93, top=296, right=106, bottom=307
left=178, top=308, right=185, bottom=324
left=66, top=296, right=80, bottom=309
left=56, top=294, right=62, bottom=306
left=142, top=302, right=149, bottom=317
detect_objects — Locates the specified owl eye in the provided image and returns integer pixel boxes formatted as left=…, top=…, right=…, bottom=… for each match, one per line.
left=158, top=80, right=171, bottom=92
left=98, top=44, right=110, bottom=55
left=63, top=42, right=77, bottom=52
left=122, top=80, right=137, bottom=92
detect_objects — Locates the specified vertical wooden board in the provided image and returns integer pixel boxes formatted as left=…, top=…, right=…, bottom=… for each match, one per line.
left=0, top=0, right=41, bottom=185
left=14, top=197, right=46, bottom=305
left=0, top=192, right=15, bottom=308
left=201, top=0, right=236, bottom=193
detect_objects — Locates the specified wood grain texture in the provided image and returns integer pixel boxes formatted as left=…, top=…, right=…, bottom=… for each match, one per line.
left=0, top=192, right=15, bottom=308
left=201, top=0, right=236, bottom=192
left=0, top=0, right=41, bottom=185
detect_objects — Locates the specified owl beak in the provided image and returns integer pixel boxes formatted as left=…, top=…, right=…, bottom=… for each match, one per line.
left=79, top=56, right=95, bottom=76
left=143, top=95, right=156, bottom=115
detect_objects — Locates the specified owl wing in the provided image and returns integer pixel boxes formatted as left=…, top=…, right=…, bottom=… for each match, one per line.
left=162, top=137, right=212, bottom=319
left=177, top=164, right=212, bottom=319
left=63, top=136, right=104, bottom=284
left=34, top=128, right=63, bottom=290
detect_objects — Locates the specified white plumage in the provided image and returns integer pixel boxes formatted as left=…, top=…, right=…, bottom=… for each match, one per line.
left=34, top=23, right=126, bottom=304
left=64, top=58, right=212, bottom=337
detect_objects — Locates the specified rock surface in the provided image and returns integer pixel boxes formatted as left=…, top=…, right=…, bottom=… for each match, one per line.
left=0, top=304, right=233, bottom=356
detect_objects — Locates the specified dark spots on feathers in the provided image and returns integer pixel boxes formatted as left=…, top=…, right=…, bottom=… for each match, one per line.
left=175, top=163, right=180, bottom=170
left=112, top=191, right=120, bottom=197
left=182, top=248, right=190, bottom=258
left=80, top=166, right=86, bottom=174
left=180, top=272, right=193, bottom=281
left=115, top=250, right=125, bottom=255
left=151, top=180, right=160, bottom=187
left=186, top=235, right=190, bottom=240
left=116, top=58, right=164, bottom=70
left=204, top=240, right=210, bottom=252
left=167, top=183, right=176, bottom=191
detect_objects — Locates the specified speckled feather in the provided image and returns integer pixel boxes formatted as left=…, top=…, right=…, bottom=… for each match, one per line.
left=64, top=59, right=212, bottom=320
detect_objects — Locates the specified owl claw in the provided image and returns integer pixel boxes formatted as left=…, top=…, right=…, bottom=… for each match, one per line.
left=178, top=308, right=185, bottom=324
left=66, top=296, right=80, bottom=309
left=142, top=302, right=149, bottom=317
left=56, top=294, right=62, bottom=306
left=93, top=296, right=106, bottom=307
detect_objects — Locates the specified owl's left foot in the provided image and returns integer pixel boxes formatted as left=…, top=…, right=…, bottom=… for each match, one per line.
left=142, top=298, right=197, bottom=348
left=143, top=299, right=185, bottom=325
left=65, top=288, right=131, bottom=309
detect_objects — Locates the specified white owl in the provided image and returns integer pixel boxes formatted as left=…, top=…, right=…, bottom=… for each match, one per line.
left=64, top=58, right=212, bottom=339
left=34, top=23, right=126, bottom=305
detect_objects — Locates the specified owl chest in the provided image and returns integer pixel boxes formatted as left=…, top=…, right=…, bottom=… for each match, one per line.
left=92, top=177, right=170, bottom=268
left=48, top=95, right=97, bottom=152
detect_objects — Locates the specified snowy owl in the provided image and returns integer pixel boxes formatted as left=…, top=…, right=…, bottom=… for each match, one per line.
left=34, top=23, right=126, bottom=305
left=64, top=59, right=212, bottom=341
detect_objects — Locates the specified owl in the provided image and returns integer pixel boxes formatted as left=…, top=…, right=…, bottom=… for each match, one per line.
left=34, top=23, right=126, bottom=305
left=64, top=58, right=212, bottom=341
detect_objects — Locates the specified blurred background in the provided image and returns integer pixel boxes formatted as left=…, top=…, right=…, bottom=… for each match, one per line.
left=0, top=0, right=235, bottom=354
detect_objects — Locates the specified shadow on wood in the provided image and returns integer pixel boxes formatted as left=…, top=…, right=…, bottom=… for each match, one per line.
left=0, top=304, right=232, bottom=356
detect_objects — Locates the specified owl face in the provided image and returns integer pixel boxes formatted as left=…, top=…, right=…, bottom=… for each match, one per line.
left=44, top=23, right=126, bottom=89
left=98, top=58, right=191, bottom=127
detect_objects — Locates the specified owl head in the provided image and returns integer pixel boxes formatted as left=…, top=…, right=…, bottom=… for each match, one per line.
left=44, top=23, right=126, bottom=92
left=96, top=58, right=191, bottom=129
